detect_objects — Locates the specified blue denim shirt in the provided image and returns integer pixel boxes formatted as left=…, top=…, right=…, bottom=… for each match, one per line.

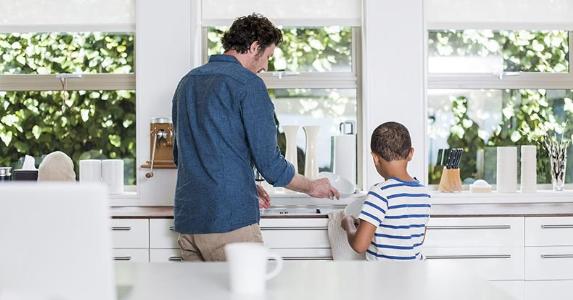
left=172, top=55, right=295, bottom=234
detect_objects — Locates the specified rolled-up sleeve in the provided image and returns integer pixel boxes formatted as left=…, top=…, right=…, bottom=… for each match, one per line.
left=240, top=79, right=295, bottom=187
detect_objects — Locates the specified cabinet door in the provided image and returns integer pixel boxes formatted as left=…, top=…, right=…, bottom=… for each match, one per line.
left=150, top=219, right=178, bottom=249
left=424, top=217, right=524, bottom=248
left=525, top=246, right=573, bottom=280
left=490, top=281, right=524, bottom=300
left=111, top=219, right=149, bottom=249
left=423, top=247, right=524, bottom=280
left=525, top=217, right=573, bottom=246
left=149, top=249, right=183, bottom=263
left=112, top=249, right=149, bottom=263
left=525, top=281, right=573, bottom=300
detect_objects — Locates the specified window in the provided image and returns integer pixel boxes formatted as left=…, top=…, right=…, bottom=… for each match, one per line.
left=0, top=32, right=136, bottom=184
left=427, top=30, right=573, bottom=186
left=206, top=26, right=359, bottom=174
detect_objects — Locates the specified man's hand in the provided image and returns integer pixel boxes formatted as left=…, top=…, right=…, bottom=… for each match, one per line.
left=257, top=184, right=271, bottom=209
left=308, top=178, right=340, bottom=200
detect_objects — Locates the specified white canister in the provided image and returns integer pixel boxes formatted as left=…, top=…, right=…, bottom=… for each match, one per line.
left=520, top=145, right=537, bottom=193
left=101, top=159, right=124, bottom=194
left=496, top=146, right=517, bottom=193
left=79, top=160, right=102, bottom=183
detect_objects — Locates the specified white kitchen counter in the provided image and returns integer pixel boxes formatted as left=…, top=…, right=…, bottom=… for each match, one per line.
left=115, top=261, right=512, bottom=300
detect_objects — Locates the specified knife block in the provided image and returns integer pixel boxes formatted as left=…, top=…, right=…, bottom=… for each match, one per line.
left=438, top=167, right=462, bottom=192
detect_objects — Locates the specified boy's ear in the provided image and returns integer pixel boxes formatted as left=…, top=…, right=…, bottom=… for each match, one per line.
left=407, top=147, right=415, bottom=161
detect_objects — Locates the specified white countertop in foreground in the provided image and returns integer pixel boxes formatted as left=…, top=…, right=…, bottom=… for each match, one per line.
left=115, top=261, right=512, bottom=300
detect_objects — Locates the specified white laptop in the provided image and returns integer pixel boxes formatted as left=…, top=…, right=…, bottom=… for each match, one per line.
left=0, top=183, right=115, bottom=300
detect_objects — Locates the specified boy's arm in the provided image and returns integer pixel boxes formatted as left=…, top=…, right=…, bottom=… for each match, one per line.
left=342, top=217, right=377, bottom=254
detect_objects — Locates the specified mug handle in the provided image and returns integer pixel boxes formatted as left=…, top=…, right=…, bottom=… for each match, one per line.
left=265, top=252, right=283, bottom=280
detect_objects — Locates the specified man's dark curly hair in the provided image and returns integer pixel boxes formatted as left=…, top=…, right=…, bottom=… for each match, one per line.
left=371, top=122, right=412, bottom=161
left=222, top=13, right=283, bottom=54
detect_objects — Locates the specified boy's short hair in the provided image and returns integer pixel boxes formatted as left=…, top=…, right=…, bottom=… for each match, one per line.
left=370, top=122, right=412, bottom=161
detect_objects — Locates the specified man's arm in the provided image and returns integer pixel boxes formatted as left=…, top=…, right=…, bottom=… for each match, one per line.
left=341, top=216, right=376, bottom=254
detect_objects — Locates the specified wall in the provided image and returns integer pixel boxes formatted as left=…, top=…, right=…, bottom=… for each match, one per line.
left=361, top=0, right=426, bottom=188
left=135, top=0, right=199, bottom=204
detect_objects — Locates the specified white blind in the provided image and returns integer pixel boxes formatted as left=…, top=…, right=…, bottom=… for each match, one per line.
left=0, top=0, right=135, bottom=32
left=201, top=0, right=361, bottom=26
left=426, top=0, right=573, bottom=30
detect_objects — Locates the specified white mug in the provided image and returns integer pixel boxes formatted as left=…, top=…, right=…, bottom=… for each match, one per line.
left=224, top=243, right=283, bottom=294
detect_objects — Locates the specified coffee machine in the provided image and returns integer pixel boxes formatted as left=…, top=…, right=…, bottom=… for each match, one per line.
left=141, top=117, right=176, bottom=178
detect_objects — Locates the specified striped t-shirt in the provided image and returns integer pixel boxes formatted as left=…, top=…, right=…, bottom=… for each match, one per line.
left=358, top=177, right=431, bottom=261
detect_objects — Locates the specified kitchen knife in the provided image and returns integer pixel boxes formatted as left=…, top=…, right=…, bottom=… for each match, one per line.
left=437, top=149, right=444, bottom=166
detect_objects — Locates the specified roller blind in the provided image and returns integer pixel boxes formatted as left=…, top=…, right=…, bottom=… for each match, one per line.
left=0, top=0, right=135, bottom=32
left=201, top=0, right=361, bottom=26
left=426, top=0, right=573, bottom=30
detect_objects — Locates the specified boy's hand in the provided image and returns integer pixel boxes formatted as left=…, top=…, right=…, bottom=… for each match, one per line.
left=341, top=215, right=358, bottom=232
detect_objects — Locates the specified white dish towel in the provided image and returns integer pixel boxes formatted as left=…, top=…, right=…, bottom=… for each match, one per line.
left=327, top=209, right=365, bottom=261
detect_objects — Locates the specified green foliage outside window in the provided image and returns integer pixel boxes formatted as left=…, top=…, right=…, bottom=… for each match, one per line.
left=0, top=33, right=136, bottom=184
left=429, top=30, right=572, bottom=184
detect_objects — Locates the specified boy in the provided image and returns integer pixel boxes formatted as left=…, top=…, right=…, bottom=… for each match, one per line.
left=342, top=122, right=431, bottom=260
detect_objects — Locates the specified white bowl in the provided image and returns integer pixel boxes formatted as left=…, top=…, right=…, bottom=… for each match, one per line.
left=318, top=172, right=356, bottom=198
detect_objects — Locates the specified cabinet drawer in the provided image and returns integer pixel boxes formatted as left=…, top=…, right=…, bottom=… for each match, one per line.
left=150, top=219, right=178, bottom=248
left=112, top=249, right=149, bottom=263
left=111, top=219, right=149, bottom=249
left=525, top=246, right=573, bottom=280
left=525, top=217, right=573, bottom=246
left=261, top=218, right=329, bottom=249
left=149, top=249, right=183, bottom=263
left=424, top=217, right=524, bottom=247
left=525, top=280, right=573, bottom=300
left=423, top=247, right=524, bottom=280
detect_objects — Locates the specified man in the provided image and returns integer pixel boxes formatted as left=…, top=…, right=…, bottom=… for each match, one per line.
left=172, top=13, right=339, bottom=261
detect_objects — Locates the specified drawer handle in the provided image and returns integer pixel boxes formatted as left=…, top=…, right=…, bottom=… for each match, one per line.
left=168, top=256, right=183, bottom=262
left=425, top=254, right=511, bottom=260
left=114, top=256, right=132, bottom=261
left=169, top=226, right=175, bottom=231
left=283, top=257, right=332, bottom=261
left=541, top=254, right=573, bottom=259
left=261, top=227, right=328, bottom=231
left=427, top=225, right=511, bottom=230
left=541, top=224, right=573, bottom=229
left=112, top=226, right=132, bottom=231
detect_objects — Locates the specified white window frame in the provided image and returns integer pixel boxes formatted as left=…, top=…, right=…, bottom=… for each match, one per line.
left=201, top=25, right=362, bottom=184
left=201, top=27, right=360, bottom=90
left=0, top=31, right=136, bottom=187
left=427, top=30, right=573, bottom=188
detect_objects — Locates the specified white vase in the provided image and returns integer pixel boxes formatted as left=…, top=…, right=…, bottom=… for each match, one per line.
left=303, top=126, right=321, bottom=179
left=282, top=125, right=299, bottom=173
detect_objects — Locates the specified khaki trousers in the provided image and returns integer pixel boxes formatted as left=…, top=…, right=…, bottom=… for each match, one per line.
left=178, top=224, right=263, bottom=262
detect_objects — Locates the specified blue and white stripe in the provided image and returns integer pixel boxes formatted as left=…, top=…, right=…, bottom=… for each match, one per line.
left=358, top=177, right=431, bottom=261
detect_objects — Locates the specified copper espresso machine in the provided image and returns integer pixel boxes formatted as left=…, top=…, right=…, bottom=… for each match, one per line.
left=141, top=117, right=176, bottom=178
